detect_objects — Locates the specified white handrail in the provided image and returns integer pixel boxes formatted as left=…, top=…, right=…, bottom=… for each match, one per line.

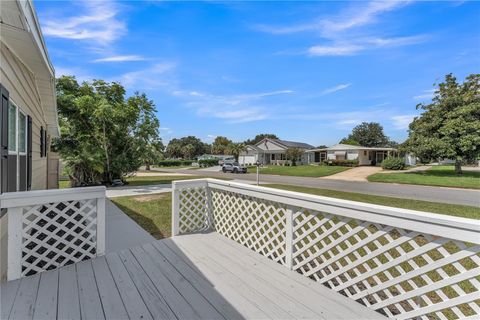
left=173, top=178, right=480, bottom=319
left=0, top=186, right=106, bottom=281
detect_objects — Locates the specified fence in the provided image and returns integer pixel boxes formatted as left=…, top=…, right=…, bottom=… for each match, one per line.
left=173, top=178, right=480, bottom=320
left=0, top=186, right=106, bottom=281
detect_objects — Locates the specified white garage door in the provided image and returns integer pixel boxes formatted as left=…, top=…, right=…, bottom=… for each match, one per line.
left=239, top=155, right=256, bottom=165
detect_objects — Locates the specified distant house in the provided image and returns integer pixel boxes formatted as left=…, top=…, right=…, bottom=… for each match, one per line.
left=306, top=144, right=397, bottom=166
left=1, top=0, right=59, bottom=193
left=239, top=138, right=314, bottom=165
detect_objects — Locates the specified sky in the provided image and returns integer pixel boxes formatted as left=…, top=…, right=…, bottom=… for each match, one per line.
left=34, top=0, right=480, bottom=146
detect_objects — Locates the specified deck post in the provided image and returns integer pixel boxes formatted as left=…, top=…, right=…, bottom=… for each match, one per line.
left=285, top=206, right=294, bottom=270
left=205, top=183, right=214, bottom=231
left=172, top=182, right=180, bottom=236
left=96, top=196, right=106, bottom=256
left=7, top=207, right=22, bottom=280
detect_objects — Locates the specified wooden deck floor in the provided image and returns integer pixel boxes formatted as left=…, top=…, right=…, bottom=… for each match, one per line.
left=1, top=232, right=384, bottom=320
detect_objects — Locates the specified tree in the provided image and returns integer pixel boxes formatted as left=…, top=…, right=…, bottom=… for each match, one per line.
left=343, top=122, right=390, bottom=147
left=212, top=136, right=232, bottom=154
left=316, top=145, right=328, bottom=149
left=226, top=143, right=246, bottom=161
left=339, top=138, right=360, bottom=145
left=54, top=76, right=160, bottom=185
left=129, top=92, right=163, bottom=170
left=244, top=133, right=278, bottom=145
left=286, top=147, right=303, bottom=166
left=404, top=74, right=480, bottom=174
left=165, top=136, right=206, bottom=159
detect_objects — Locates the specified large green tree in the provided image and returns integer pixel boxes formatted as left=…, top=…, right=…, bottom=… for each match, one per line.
left=244, top=133, right=279, bottom=145
left=404, top=74, right=480, bottom=173
left=165, top=136, right=207, bottom=159
left=226, top=143, right=246, bottom=161
left=55, top=76, right=161, bottom=185
left=341, top=122, right=390, bottom=147
left=212, top=136, right=232, bottom=154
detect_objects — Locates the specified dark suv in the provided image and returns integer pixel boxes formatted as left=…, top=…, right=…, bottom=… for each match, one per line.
left=222, top=162, right=247, bottom=174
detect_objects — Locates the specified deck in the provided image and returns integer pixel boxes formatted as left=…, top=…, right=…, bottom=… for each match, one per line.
left=1, top=232, right=383, bottom=320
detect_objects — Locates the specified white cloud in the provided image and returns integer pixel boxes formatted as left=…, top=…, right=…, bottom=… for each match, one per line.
left=391, top=115, right=415, bottom=129
left=320, top=83, right=352, bottom=95
left=413, top=89, right=435, bottom=100
left=174, top=89, right=293, bottom=123
left=255, top=1, right=424, bottom=57
left=159, top=127, right=173, bottom=137
left=41, top=1, right=126, bottom=44
left=308, top=44, right=363, bottom=56
left=93, top=55, right=146, bottom=63
left=118, top=62, right=177, bottom=89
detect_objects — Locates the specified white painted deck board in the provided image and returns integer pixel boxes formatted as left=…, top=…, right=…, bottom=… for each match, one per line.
left=0, top=232, right=386, bottom=320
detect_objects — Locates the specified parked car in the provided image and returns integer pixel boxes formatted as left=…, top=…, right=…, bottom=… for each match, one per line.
left=222, top=162, right=247, bottom=174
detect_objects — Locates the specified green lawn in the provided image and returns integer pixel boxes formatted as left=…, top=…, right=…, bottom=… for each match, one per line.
left=111, top=193, right=172, bottom=239
left=264, top=184, right=480, bottom=219
left=255, top=165, right=350, bottom=177
left=368, top=166, right=480, bottom=189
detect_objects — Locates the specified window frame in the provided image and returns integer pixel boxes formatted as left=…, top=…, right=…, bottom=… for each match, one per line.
left=8, top=101, right=17, bottom=154
left=18, top=110, right=27, bottom=155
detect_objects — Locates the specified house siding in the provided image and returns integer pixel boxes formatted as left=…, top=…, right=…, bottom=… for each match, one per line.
left=1, top=43, right=48, bottom=190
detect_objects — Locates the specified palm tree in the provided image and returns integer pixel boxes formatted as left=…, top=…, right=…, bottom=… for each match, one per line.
left=227, top=143, right=246, bottom=161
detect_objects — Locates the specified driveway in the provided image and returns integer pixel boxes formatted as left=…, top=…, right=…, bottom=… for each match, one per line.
left=321, top=166, right=382, bottom=181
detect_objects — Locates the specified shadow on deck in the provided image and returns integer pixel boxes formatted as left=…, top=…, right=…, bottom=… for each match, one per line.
left=1, top=232, right=384, bottom=320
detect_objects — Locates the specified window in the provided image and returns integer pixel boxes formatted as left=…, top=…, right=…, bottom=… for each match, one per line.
left=8, top=103, right=16, bottom=152
left=364, top=150, right=367, bottom=156
left=271, top=154, right=275, bottom=160
left=18, top=112, right=26, bottom=153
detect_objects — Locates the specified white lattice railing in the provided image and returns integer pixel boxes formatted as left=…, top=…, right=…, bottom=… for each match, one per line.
left=0, top=186, right=106, bottom=281
left=172, top=179, right=480, bottom=320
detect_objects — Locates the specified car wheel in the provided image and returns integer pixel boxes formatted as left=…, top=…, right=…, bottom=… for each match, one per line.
left=233, top=168, right=238, bottom=174
left=222, top=168, right=226, bottom=173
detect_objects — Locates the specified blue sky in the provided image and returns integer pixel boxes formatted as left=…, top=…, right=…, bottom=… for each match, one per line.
left=35, top=0, right=479, bottom=146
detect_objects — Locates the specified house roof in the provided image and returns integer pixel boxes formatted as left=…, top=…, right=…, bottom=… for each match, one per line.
left=254, top=138, right=314, bottom=150
left=306, top=143, right=396, bottom=152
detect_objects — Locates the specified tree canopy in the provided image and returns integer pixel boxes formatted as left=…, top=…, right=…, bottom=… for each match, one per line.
left=244, top=133, right=279, bottom=145
left=54, top=76, right=162, bottom=185
left=165, top=136, right=208, bottom=159
left=341, top=122, right=391, bottom=147
left=404, top=74, right=480, bottom=173
left=212, top=136, right=232, bottom=154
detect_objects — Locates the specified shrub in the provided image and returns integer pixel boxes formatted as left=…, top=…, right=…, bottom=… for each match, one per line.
left=157, top=160, right=193, bottom=167
left=323, top=159, right=359, bottom=167
left=198, top=159, right=219, bottom=167
left=381, top=157, right=406, bottom=170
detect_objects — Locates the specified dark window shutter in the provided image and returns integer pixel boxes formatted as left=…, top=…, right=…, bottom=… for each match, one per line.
left=40, top=126, right=44, bottom=157
left=0, top=84, right=9, bottom=194
left=27, top=115, right=32, bottom=190
left=44, top=128, right=48, bottom=157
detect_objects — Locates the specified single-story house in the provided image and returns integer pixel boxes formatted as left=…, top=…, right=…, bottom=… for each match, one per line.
left=0, top=0, right=59, bottom=193
left=239, top=138, right=315, bottom=166
left=306, top=144, right=397, bottom=166
left=197, top=154, right=235, bottom=162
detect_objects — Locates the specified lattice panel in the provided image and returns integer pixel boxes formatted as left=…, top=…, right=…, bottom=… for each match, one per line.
left=178, top=186, right=210, bottom=234
left=210, top=189, right=287, bottom=265
left=21, top=200, right=98, bottom=277
left=291, top=209, right=480, bottom=320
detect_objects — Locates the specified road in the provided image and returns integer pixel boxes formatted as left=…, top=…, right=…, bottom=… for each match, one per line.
left=155, top=168, right=480, bottom=207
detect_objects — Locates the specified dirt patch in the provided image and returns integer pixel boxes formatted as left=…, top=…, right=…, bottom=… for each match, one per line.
left=133, top=194, right=168, bottom=202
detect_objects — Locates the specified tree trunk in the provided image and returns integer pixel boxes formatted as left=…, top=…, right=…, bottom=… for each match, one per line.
left=455, top=159, right=462, bottom=174
left=145, top=163, right=151, bottom=171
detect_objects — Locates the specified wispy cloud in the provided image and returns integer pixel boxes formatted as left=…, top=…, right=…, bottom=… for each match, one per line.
left=413, top=89, right=435, bottom=100
left=159, top=127, right=173, bottom=137
left=41, top=1, right=126, bottom=44
left=93, top=55, right=146, bottom=63
left=118, top=62, right=177, bottom=89
left=321, top=83, right=351, bottom=95
left=391, top=115, right=415, bottom=130
left=173, top=89, right=294, bottom=123
left=255, top=1, right=424, bottom=57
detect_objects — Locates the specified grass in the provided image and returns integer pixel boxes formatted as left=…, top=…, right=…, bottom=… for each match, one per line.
left=368, top=165, right=480, bottom=189
left=264, top=184, right=480, bottom=219
left=255, top=165, right=351, bottom=177
left=111, top=193, right=172, bottom=239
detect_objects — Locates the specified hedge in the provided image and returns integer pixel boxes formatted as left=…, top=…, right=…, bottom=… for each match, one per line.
left=381, top=157, right=406, bottom=170
left=323, top=159, right=359, bottom=167
left=157, top=160, right=193, bottom=167
left=198, top=159, right=219, bottom=167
